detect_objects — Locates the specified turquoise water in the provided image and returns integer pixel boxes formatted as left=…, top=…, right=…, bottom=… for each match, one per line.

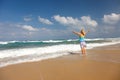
left=0, top=38, right=111, bottom=50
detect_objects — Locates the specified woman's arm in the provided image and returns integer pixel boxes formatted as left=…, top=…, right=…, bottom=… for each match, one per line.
left=72, top=31, right=81, bottom=36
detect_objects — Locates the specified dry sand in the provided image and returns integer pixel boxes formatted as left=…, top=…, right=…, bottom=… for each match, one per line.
left=0, top=44, right=120, bottom=80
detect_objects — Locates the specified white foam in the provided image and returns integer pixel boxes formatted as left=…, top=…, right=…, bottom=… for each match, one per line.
left=0, top=44, right=80, bottom=59
left=0, top=41, right=19, bottom=45
left=0, top=42, right=8, bottom=45
left=87, top=41, right=120, bottom=49
left=0, top=52, right=69, bottom=68
left=85, top=38, right=104, bottom=41
left=42, top=40, right=64, bottom=43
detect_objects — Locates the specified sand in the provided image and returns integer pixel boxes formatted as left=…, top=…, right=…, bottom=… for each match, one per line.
left=0, top=44, right=120, bottom=80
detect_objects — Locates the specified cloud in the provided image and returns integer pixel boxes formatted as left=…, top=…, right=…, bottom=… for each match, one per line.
left=103, top=13, right=120, bottom=24
left=22, top=25, right=38, bottom=31
left=38, top=16, right=53, bottom=25
left=53, top=15, right=98, bottom=28
left=0, top=23, right=70, bottom=40
left=53, top=15, right=79, bottom=26
left=81, top=16, right=98, bottom=27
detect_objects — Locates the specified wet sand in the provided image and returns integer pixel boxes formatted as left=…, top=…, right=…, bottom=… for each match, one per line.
left=0, top=44, right=120, bottom=80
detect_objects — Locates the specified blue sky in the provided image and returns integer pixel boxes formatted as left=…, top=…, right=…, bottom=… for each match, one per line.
left=0, top=0, right=120, bottom=41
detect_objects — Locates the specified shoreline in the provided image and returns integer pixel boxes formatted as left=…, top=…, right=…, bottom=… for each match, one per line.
left=0, top=42, right=120, bottom=68
left=0, top=43, right=120, bottom=80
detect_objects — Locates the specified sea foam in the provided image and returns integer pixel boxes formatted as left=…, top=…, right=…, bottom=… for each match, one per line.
left=0, top=38, right=120, bottom=68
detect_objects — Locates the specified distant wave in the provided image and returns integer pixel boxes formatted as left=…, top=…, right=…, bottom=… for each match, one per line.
left=0, top=38, right=119, bottom=49
left=0, top=38, right=107, bottom=45
left=0, top=39, right=78, bottom=44
left=85, top=38, right=105, bottom=41
left=0, top=41, right=19, bottom=45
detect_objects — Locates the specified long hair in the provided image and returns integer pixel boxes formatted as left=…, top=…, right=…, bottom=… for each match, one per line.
left=80, top=29, right=85, bottom=36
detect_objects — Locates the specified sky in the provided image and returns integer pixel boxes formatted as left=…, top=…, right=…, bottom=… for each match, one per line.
left=0, top=0, right=120, bottom=41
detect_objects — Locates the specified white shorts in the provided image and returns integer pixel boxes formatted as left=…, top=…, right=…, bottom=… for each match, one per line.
left=80, top=41, right=86, bottom=48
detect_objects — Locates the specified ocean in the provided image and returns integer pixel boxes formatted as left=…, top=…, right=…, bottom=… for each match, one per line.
left=0, top=38, right=120, bottom=68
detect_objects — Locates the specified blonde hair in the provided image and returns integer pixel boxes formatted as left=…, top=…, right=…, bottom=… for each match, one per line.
left=80, top=29, right=85, bottom=36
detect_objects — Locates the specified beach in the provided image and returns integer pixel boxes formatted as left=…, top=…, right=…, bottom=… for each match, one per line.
left=0, top=0, right=120, bottom=80
left=0, top=43, right=120, bottom=80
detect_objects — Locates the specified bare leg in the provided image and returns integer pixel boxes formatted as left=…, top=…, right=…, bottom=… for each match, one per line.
left=81, top=47, right=86, bottom=55
left=81, top=48, right=84, bottom=54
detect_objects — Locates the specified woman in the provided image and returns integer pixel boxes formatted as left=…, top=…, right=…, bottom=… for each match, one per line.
left=73, top=29, right=89, bottom=55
